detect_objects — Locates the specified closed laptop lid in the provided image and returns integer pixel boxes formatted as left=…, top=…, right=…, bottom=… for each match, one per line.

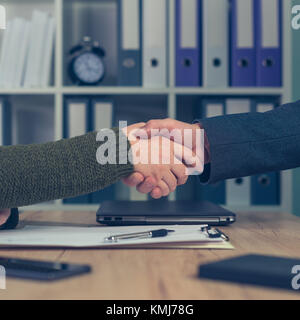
left=97, top=201, right=235, bottom=218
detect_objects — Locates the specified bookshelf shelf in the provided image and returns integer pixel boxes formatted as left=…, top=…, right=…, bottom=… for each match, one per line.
left=170, top=87, right=285, bottom=96
left=61, top=86, right=170, bottom=95
left=0, top=87, right=285, bottom=96
left=1, top=0, right=293, bottom=214
left=0, top=88, right=57, bottom=95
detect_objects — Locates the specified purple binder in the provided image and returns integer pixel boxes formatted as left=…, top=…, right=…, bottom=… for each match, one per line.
left=175, top=0, right=201, bottom=87
left=256, top=0, right=282, bottom=87
left=231, top=0, right=256, bottom=87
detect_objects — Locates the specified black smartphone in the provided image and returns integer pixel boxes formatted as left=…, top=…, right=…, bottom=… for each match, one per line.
left=0, top=257, right=91, bottom=281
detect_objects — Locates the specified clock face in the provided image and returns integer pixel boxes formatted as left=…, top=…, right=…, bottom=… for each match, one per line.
left=73, top=52, right=105, bottom=84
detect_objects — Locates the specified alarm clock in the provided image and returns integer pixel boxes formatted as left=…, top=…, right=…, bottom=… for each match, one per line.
left=68, top=36, right=106, bottom=86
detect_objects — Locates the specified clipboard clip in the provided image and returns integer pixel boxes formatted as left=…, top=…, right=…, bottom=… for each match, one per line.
left=200, top=226, right=230, bottom=241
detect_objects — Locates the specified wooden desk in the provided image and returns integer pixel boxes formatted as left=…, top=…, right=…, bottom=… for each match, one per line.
left=0, top=210, right=300, bottom=300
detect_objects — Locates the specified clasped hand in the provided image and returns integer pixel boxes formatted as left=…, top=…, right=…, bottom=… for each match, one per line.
left=123, top=119, right=205, bottom=199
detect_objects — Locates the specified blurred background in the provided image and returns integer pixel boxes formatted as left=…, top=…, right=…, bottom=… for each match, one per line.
left=0, top=0, right=298, bottom=216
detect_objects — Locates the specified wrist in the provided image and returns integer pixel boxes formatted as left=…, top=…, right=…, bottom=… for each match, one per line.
left=193, top=122, right=211, bottom=164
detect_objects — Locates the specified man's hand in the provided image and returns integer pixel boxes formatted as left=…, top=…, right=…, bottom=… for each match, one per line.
left=137, top=118, right=200, bottom=149
left=122, top=120, right=206, bottom=199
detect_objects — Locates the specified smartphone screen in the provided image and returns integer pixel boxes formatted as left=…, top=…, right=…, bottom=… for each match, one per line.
left=0, top=257, right=91, bottom=281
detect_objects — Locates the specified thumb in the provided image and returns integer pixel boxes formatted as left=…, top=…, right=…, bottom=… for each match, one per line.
left=173, top=141, right=204, bottom=176
left=123, top=122, right=146, bottom=140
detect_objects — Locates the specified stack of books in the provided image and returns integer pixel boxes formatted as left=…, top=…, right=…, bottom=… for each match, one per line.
left=0, top=10, right=55, bottom=88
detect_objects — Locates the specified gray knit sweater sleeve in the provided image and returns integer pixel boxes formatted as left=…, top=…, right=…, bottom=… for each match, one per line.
left=0, top=128, right=134, bottom=209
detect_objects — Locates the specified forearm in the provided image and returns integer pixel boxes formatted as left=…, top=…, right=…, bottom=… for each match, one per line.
left=199, top=100, right=300, bottom=183
left=0, top=128, right=133, bottom=208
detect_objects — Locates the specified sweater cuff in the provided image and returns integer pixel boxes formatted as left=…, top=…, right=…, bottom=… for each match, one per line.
left=93, top=127, right=134, bottom=182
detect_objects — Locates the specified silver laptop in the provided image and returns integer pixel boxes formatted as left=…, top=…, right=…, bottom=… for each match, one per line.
left=96, top=201, right=236, bottom=226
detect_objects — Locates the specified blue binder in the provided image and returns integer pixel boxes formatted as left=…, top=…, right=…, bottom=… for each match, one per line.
left=175, top=0, right=201, bottom=86
left=251, top=172, right=280, bottom=205
left=63, top=97, right=91, bottom=204
left=198, top=99, right=226, bottom=204
left=251, top=99, right=280, bottom=205
left=0, top=98, right=11, bottom=146
left=255, top=0, right=282, bottom=87
left=118, top=0, right=142, bottom=86
left=202, top=0, right=229, bottom=87
left=230, top=0, right=256, bottom=86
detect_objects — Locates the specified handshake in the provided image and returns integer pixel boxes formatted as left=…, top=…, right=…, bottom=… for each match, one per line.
left=122, top=118, right=207, bottom=199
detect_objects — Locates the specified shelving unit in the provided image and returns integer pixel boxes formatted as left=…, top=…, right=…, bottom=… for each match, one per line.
left=0, top=0, right=293, bottom=213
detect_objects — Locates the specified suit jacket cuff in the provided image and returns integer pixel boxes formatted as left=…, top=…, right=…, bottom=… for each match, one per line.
left=195, top=113, right=257, bottom=184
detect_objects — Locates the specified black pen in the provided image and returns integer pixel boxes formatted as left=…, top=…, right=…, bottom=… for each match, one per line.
left=105, top=229, right=175, bottom=242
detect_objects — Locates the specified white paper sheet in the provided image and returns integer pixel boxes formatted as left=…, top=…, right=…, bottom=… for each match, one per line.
left=0, top=225, right=227, bottom=248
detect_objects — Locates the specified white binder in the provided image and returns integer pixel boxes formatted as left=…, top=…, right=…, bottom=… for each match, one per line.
left=236, top=0, right=254, bottom=49
left=256, top=103, right=274, bottom=113
left=142, top=0, right=167, bottom=87
left=225, top=99, right=251, bottom=207
left=203, top=0, right=229, bottom=87
left=66, top=100, right=88, bottom=138
left=180, top=0, right=198, bottom=49
left=260, top=0, right=279, bottom=49
left=122, top=0, right=140, bottom=51
left=205, top=102, right=224, bottom=118
left=92, top=100, right=113, bottom=131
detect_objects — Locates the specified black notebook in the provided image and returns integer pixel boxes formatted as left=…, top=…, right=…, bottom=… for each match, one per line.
left=198, top=254, right=300, bottom=291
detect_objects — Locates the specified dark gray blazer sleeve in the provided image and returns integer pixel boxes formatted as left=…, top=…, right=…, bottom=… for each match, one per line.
left=198, top=100, right=300, bottom=184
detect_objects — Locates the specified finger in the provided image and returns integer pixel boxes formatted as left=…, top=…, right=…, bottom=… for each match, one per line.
left=151, top=180, right=169, bottom=198
left=136, top=176, right=157, bottom=194
left=150, top=187, right=163, bottom=199
left=171, top=164, right=189, bottom=186
left=159, top=180, right=171, bottom=197
left=162, top=171, right=177, bottom=193
left=135, top=119, right=175, bottom=139
left=122, top=172, right=145, bottom=187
